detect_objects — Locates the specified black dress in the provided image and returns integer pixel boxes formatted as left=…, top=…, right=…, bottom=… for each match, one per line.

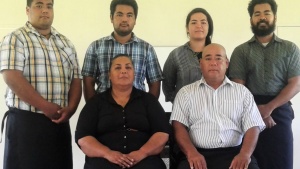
left=75, top=87, right=170, bottom=169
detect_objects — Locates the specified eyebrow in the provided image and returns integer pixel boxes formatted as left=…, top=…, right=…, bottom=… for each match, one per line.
left=191, top=19, right=207, bottom=22
left=35, top=2, right=53, bottom=5
left=114, top=63, right=132, bottom=66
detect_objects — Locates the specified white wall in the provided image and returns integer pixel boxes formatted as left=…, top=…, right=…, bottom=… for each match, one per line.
left=0, top=0, right=300, bottom=168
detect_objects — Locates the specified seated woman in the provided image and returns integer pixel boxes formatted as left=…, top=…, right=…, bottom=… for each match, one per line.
left=75, top=54, right=170, bottom=169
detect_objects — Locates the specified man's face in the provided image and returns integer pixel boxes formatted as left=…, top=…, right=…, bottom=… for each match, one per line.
left=26, top=0, right=54, bottom=31
left=250, top=3, right=276, bottom=37
left=111, top=5, right=136, bottom=37
left=200, top=44, right=228, bottom=81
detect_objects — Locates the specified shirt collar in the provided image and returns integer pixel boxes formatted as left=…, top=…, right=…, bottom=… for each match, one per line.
left=107, top=32, right=139, bottom=44
left=248, top=34, right=283, bottom=44
left=198, top=76, right=233, bottom=88
left=105, top=86, right=142, bottom=104
left=24, top=21, right=59, bottom=38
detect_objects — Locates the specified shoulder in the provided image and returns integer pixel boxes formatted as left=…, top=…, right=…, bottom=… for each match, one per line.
left=230, top=81, right=252, bottom=95
left=178, top=81, right=200, bottom=96
left=132, top=34, right=153, bottom=47
left=134, top=87, right=157, bottom=101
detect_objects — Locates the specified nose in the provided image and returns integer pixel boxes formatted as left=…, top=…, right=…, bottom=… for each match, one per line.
left=209, top=60, right=217, bottom=66
left=260, top=15, right=267, bottom=21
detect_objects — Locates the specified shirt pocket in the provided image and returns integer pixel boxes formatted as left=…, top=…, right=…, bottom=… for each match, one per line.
left=59, top=47, right=75, bottom=79
left=220, top=100, right=243, bottom=121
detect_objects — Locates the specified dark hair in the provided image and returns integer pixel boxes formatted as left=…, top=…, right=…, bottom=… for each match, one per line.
left=109, top=54, right=134, bottom=71
left=248, top=0, right=277, bottom=17
left=27, top=0, right=54, bottom=7
left=110, top=0, right=138, bottom=18
left=186, top=8, right=214, bottom=45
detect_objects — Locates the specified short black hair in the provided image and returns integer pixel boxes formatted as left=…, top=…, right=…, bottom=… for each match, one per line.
left=110, top=0, right=138, bottom=18
left=248, top=0, right=277, bottom=17
left=27, top=0, right=54, bottom=7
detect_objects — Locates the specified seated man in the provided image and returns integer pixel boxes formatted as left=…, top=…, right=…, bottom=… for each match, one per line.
left=170, top=43, right=265, bottom=169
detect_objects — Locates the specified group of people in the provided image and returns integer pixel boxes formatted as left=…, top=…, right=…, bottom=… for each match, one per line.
left=0, top=0, right=299, bottom=169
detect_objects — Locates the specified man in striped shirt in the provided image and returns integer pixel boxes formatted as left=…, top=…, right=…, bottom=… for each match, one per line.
left=0, top=0, right=82, bottom=169
left=171, top=43, right=265, bottom=169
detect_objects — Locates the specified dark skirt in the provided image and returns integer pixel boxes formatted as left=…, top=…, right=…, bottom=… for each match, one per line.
left=253, top=95, right=294, bottom=169
left=3, top=108, right=73, bottom=169
left=84, top=155, right=166, bottom=169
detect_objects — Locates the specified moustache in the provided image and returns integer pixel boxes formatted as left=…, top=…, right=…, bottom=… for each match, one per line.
left=258, top=20, right=268, bottom=25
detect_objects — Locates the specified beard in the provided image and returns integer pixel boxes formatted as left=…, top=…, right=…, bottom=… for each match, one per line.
left=251, top=20, right=276, bottom=37
left=114, top=27, right=133, bottom=37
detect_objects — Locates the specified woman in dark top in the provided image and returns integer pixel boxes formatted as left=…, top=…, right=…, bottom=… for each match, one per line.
left=75, top=54, right=170, bottom=169
left=162, top=8, right=214, bottom=103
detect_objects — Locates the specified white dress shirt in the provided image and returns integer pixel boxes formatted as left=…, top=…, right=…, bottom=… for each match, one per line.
left=171, top=76, right=265, bottom=148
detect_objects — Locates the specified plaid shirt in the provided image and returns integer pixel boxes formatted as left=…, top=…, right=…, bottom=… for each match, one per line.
left=0, top=22, right=81, bottom=113
left=81, top=33, right=163, bottom=93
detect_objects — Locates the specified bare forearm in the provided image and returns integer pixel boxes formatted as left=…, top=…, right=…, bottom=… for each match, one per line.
left=239, top=127, right=260, bottom=157
left=67, top=78, right=82, bottom=115
left=139, top=132, right=168, bottom=156
left=78, top=136, right=111, bottom=158
left=83, top=76, right=96, bottom=101
left=173, top=121, right=198, bottom=157
left=267, top=76, right=300, bottom=110
left=148, top=81, right=161, bottom=99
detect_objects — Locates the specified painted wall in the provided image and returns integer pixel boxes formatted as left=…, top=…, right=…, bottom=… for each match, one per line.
left=0, top=0, right=300, bottom=168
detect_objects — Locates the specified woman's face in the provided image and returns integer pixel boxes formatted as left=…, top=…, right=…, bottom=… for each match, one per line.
left=187, top=12, right=209, bottom=41
left=109, top=56, right=135, bottom=87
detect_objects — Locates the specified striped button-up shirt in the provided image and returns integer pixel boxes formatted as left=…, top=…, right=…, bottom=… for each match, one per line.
left=0, top=22, right=81, bottom=113
left=81, top=33, right=163, bottom=93
left=171, top=77, right=265, bottom=149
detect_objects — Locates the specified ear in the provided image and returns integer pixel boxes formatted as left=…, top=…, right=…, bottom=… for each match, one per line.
left=110, top=14, right=113, bottom=23
left=26, top=6, right=30, bottom=15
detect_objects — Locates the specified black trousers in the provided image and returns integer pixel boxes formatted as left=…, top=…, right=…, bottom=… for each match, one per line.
left=177, top=146, right=259, bottom=169
left=3, top=108, right=73, bottom=169
left=253, top=95, right=294, bottom=169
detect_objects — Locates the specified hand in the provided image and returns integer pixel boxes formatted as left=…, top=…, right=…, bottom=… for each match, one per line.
left=186, top=151, right=207, bottom=169
left=104, top=150, right=134, bottom=168
left=41, top=102, right=62, bottom=120
left=229, top=153, right=251, bottom=169
left=126, top=150, right=147, bottom=167
left=51, top=106, right=74, bottom=124
left=257, top=104, right=273, bottom=119
left=263, top=116, right=276, bottom=128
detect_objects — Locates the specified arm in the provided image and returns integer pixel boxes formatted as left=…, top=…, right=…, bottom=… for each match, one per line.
left=53, top=78, right=82, bottom=123
left=229, top=126, right=260, bottom=169
left=173, top=121, right=207, bottom=169
left=83, top=76, right=96, bottom=101
left=127, top=132, right=168, bottom=166
left=162, top=54, right=177, bottom=103
left=78, top=136, right=134, bottom=168
left=147, top=80, right=161, bottom=99
left=2, top=70, right=61, bottom=119
left=259, top=76, right=300, bottom=118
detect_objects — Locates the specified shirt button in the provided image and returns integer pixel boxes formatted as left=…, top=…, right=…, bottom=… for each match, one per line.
left=124, top=136, right=127, bottom=138
left=123, top=125, right=126, bottom=128
left=122, top=110, right=124, bottom=112
left=124, top=146, right=127, bottom=149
